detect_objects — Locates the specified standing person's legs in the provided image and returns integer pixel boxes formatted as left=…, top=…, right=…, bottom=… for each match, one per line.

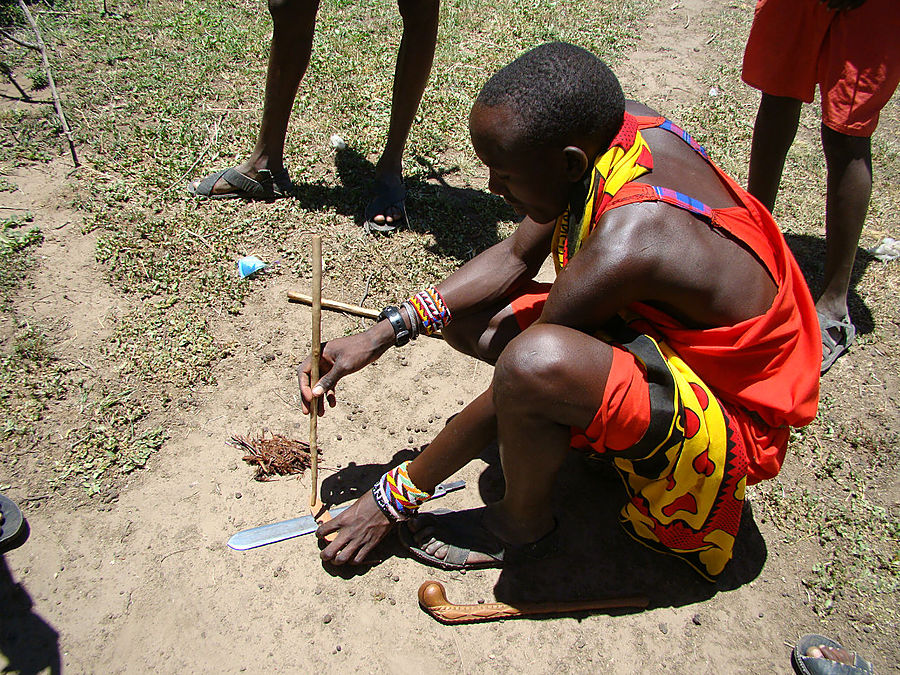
left=747, top=94, right=803, bottom=212
left=810, top=0, right=899, bottom=371
left=190, top=0, right=320, bottom=197
left=364, top=0, right=439, bottom=229
left=742, top=0, right=831, bottom=211
left=251, top=0, right=321, bottom=176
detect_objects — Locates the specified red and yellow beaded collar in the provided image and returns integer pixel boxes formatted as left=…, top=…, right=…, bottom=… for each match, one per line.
left=552, top=113, right=653, bottom=271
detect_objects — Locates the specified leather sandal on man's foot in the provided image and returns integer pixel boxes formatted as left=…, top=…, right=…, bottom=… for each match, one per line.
left=0, top=493, right=25, bottom=553
left=818, top=312, right=855, bottom=375
left=188, top=167, right=294, bottom=201
left=399, top=507, right=558, bottom=571
left=363, top=177, right=408, bottom=233
left=791, top=634, right=874, bottom=675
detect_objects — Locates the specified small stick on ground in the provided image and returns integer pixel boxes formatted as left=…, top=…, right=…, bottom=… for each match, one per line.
left=287, top=290, right=442, bottom=340
left=288, top=290, right=379, bottom=319
left=17, top=0, right=79, bottom=167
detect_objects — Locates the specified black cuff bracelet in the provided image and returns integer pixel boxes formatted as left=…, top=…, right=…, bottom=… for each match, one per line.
left=378, top=305, right=411, bottom=347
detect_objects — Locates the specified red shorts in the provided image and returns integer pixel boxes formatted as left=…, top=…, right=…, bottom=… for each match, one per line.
left=741, top=0, right=900, bottom=136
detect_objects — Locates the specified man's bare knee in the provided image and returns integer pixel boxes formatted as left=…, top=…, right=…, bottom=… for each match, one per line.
left=494, top=326, right=566, bottom=405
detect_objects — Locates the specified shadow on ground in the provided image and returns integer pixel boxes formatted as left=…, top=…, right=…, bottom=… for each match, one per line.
left=0, top=555, right=61, bottom=675
left=486, top=452, right=766, bottom=611
left=291, top=146, right=516, bottom=261
left=318, top=445, right=766, bottom=610
left=784, top=233, right=876, bottom=334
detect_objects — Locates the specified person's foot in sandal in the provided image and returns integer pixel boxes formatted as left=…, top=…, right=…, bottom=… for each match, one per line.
left=0, top=493, right=25, bottom=553
left=363, top=172, right=408, bottom=233
left=188, top=161, right=294, bottom=201
left=791, top=634, right=874, bottom=675
left=817, top=310, right=856, bottom=375
left=400, top=506, right=558, bottom=570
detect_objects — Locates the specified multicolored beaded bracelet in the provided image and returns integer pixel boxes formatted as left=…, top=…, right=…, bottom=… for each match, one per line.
left=371, top=460, right=432, bottom=523
left=407, top=286, right=451, bottom=336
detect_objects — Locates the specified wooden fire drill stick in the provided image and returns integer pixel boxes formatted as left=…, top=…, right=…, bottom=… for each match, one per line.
left=417, top=581, right=649, bottom=624
left=306, top=235, right=335, bottom=540
left=309, top=235, right=322, bottom=510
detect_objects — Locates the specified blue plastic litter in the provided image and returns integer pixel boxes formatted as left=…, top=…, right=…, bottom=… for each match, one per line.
left=238, top=255, right=267, bottom=278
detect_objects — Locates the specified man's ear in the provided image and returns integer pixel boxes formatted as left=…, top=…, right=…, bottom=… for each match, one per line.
left=562, top=146, right=589, bottom=182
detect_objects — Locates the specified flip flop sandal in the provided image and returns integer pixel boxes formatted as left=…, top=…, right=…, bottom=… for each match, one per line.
left=188, top=167, right=294, bottom=201
left=818, top=312, right=856, bottom=375
left=791, top=634, right=874, bottom=675
left=399, top=507, right=558, bottom=571
left=363, top=178, right=408, bottom=233
left=0, top=493, right=25, bottom=552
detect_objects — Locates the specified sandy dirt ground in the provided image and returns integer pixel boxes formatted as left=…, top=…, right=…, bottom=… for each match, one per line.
left=2, top=0, right=898, bottom=673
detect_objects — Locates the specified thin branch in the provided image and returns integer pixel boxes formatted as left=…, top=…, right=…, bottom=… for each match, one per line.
left=0, top=28, right=40, bottom=50
left=1, top=65, right=32, bottom=100
left=17, top=0, right=80, bottom=167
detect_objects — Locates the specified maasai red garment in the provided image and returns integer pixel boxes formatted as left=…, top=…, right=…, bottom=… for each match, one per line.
left=576, top=114, right=821, bottom=483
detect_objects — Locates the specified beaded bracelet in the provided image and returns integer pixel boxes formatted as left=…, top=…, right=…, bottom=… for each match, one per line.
left=371, top=460, right=432, bottom=523
left=407, top=286, right=452, bottom=336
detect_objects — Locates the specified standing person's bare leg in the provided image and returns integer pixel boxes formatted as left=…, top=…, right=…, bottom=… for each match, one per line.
left=364, top=0, right=439, bottom=229
left=817, top=125, right=872, bottom=372
left=747, top=93, right=803, bottom=212
left=190, top=0, right=320, bottom=198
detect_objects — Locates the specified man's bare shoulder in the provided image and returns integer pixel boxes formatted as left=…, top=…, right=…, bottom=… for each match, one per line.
left=624, top=100, right=661, bottom=118
left=583, top=200, right=777, bottom=326
left=585, top=199, right=693, bottom=267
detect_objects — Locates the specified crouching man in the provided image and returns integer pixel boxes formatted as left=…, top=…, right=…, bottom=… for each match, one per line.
left=299, top=42, right=820, bottom=580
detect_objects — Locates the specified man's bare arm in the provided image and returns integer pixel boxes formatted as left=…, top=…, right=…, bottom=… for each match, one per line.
left=435, top=215, right=555, bottom=317
left=539, top=202, right=778, bottom=333
left=299, top=215, right=555, bottom=409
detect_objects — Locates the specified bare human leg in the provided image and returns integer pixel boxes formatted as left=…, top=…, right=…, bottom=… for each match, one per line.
left=411, top=324, right=614, bottom=565
left=190, top=0, right=320, bottom=196
left=817, top=124, right=872, bottom=322
left=403, top=298, right=525, bottom=493
left=747, top=93, right=803, bottom=213
left=365, top=0, right=439, bottom=227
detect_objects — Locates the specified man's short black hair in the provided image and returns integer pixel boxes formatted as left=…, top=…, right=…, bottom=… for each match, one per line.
left=476, top=42, right=625, bottom=149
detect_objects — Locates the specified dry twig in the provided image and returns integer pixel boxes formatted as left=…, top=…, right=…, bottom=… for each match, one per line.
left=17, top=0, right=79, bottom=167
left=0, top=27, right=39, bottom=51
left=229, top=431, right=320, bottom=481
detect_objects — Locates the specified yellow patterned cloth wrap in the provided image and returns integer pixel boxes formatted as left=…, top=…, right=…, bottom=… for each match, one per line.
left=552, top=113, right=652, bottom=271
left=599, top=322, right=749, bottom=580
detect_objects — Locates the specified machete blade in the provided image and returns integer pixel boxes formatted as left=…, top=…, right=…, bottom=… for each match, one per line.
left=227, top=479, right=466, bottom=551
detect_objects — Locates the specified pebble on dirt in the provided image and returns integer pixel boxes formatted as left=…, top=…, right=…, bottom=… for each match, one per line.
left=691, top=614, right=702, bottom=626
left=323, top=613, right=333, bottom=624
